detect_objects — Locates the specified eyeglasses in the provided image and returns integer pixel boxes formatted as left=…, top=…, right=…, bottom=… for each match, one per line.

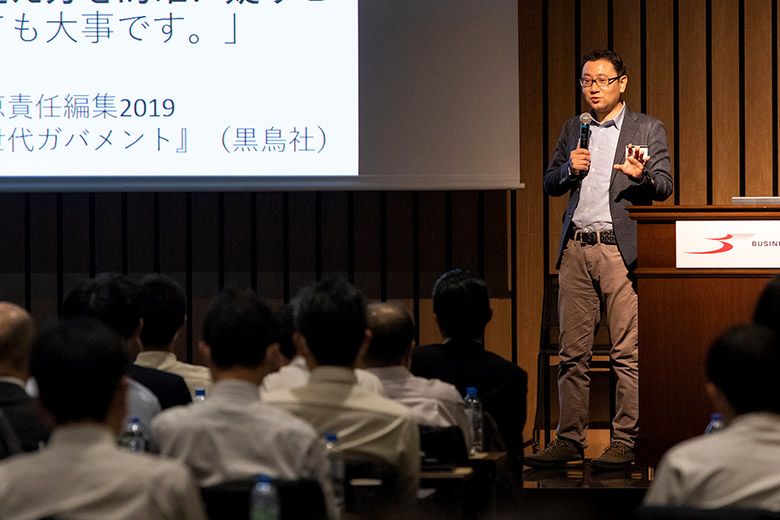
left=579, top=75, right=623, bottom=88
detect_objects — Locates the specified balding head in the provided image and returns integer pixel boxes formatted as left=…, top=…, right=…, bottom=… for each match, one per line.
left=0, top=302, right=35, bottom=377
left=363, top=302, right=415, bottom=368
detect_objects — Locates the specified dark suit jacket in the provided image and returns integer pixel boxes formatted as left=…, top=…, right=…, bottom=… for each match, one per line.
left=128, top=365, right=191, bottom=410
left=411, top=339, right=527, bottom=467
left=0, top=382, right=50, bottom=451
left=544, top=105, right=674, bottom=270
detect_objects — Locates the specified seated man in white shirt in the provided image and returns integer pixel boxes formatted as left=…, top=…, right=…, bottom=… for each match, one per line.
left=644, top=324, right=780, bottom=510
left=261, top=302, right=384, bottom=397
left=360, top=301, right=472, bottom=449
left=0, top=318, right=206, bottom=520
left=264, top=278, right=420, bottom=507
left=136, top=273, right=212, bottom=399
left=151, top=287, right=336, bottom=516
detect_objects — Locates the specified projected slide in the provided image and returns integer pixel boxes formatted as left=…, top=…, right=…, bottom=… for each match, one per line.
left=0, top=0, right=358, bottom=177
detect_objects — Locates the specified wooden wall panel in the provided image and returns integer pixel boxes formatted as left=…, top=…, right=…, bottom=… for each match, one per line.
left=223, top=193, right=253, bottom=289
left=287, top=192, right=317, bottom=298
left=547, top=0, right=577, bottom=273
left=0, top=194, right=27, bottom=308
left=61, top=194, right=90, bottom=301
left=125, top=193, right=156, bottom=277
left=352, top=192, right=382, bottom=300
left=712, top=0, right=741, bottom=203
left=29, top=194, right=59, bottom=325
left=93, top=193, right=124, bottom=274
left=677, top=0, right=708, bottom=205
left=579, top=0, right=609, bottom=115
left=255, top=192, right=285, bottom=305
left=450, top=191, right=480, bottom=274
left=645, top=0, right=676, bottom=205
left=744, top=0, right=774, bottom=196
left=518, top=0, right=546, bottom=444
left=320, top=192, right=350, bottom=281
left=612, top=0, right=643, bottom=112
left=190, top=193, right=220, bottom=364
left=385, top=192, right=414, bottom=300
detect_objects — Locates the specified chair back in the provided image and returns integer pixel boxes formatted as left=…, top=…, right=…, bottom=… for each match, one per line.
left=0, top=410, right=22, bottom=460
left=634, top=506, right=780, bottom=520
left=199, top=477, right=326, bottom=520
left=419, top=424, right=468, bottom=468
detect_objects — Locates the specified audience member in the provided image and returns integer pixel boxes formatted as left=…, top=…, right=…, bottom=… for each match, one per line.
left=261, top=300, right=385, bottom=398
left=63, top=274, right=191, bottom=412
left=264, top=277, right=420, bottom=504
left=0, top=302, right=50, bottom=452
left=136, top=274, right=212, bottom=400
left=151, top=287, right=336, bottom=519
left=360, top=301, right=472, bottom=447
left=0, top=318, right=206, bottom=519
left=411, top=269, right=528, bottom=469
left=644, top=324, right=780, bottom=509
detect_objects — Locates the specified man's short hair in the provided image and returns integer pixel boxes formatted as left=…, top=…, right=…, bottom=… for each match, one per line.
left=707, top=323, right=780, bottom=415
left=580, top=48, right=627, bottom=77
left=62, top=274, right=141, bottom=340
left=202, top=287, right=278, bottom=370
left=138, top=274, right=186, bottom=349
left=0, top=303, right=35, bottom=370
left=432, top=269, right=492, bottom=340
left=31, top=318, right=128, bottom=424
left=295, top=277, right=366, bottom=367
left=364, top=302, right=415, bottom=365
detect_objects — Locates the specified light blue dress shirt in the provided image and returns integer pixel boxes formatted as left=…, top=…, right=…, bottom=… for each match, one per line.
left=572, top=102, right=626, bottom=232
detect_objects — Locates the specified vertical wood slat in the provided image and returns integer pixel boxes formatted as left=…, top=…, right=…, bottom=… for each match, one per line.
left=223, top=193, right=253, bottom=289
left=0, top=194, right=28, bottom=307
left=189, top=193, right=220, bottom=365
left=547, top=0, right=577, bottom=273
left=287, top=192, right=317, bottom=298
left=744, top=0, right=775, bottom=196
left=29, top=194, right=59, bottom=326
left=352, top=192, right=382, bottom=301
left=60, top=194, right=91, bottom=301
left=645, top=0, right=676, bottom=206
left=579, top=0, right=610, bottom=115
left=712, top=0, right=742, bottom=204
left=677, top=0, right=708, bottom=205
left=612, top=0, right=643, bottom=113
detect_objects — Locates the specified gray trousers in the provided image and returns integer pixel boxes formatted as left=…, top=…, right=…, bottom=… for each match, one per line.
left=556, top=239, right=639, bottom=448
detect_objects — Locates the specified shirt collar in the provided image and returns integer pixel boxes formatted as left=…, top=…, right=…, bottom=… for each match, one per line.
left=591, top=101, right=626, bottom=131
left=0, top=376, right=27, bottom=389
left=309, top=366, right=359, bottom=386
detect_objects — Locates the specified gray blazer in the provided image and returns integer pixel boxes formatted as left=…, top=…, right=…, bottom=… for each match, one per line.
left=544, top=106, right=674, bottom=270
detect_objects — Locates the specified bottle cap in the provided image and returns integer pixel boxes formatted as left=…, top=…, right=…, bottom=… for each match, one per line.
left=325, top=431, right=338, bottom=443
left=195, top=389, right=206, bottom=397
left=466, top=387, right=478, bottom=398
left=255, top=474, right=272, bottom=484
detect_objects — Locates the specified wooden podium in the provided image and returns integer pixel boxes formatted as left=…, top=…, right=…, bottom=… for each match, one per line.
left=628, top=205, right=780, bottom=466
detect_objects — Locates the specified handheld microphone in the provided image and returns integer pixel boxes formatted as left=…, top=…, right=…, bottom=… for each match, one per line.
left=578, top=112, right=592, bottom=149
left=577, top=112, right=592, bottom=176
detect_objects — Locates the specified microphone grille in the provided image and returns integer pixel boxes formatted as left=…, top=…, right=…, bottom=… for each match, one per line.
left=579, top=113, right=593, bottom=125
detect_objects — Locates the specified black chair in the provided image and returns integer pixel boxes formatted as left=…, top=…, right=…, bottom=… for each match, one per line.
left=634, top=506, right=780, bottom=520
left=0, top=410, right=22, bottom=460
left=343, top=456, right=401, bottom=517
left=419, top=424, right=469, bottom=469
left=535, top=273, right=615, bottom=447
left=199, top=477, right=327, bottom=520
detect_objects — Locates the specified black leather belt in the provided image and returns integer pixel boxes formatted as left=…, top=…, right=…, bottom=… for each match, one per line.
left=571, top=229, right=617, bottom=245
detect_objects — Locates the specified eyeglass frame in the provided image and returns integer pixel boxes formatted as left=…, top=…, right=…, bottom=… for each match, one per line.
left=578, top=75, right=624, bottom=88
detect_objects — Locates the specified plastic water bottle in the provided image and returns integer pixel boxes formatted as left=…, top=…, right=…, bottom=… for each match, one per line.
left=704, top=412, right=725, bottom=434
left=118, top=417, right=147, bottom=452
left=324, top=431, right=345, bottom=513
left=251, top=474, right=280, bottom=520
left=194, top=389, right=206, bottom=402
left=464, top=387, right=483, bottom=455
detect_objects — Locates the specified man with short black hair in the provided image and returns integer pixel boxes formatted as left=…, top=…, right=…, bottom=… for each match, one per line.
left=151, top=287, right=336, bottom=517
left=644, top=324, right=780, bottom=509
left=135, top=274, right=212, bottom=399
left=264, top=277, right=420, bottom=504
left=63, top=274, right=191, bottom=412
left=361, top=302, right=471, bottom=446
left=412, top=269, right=528, bottom=470
left=0, top=318, right=206, bottom=519
left=530, top=48, right=673, bottom=468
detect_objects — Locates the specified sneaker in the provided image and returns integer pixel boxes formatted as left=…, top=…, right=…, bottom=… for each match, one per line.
left=591, top=440, right=635, bottom=469
left=525, top=438, right=584, bottom=468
